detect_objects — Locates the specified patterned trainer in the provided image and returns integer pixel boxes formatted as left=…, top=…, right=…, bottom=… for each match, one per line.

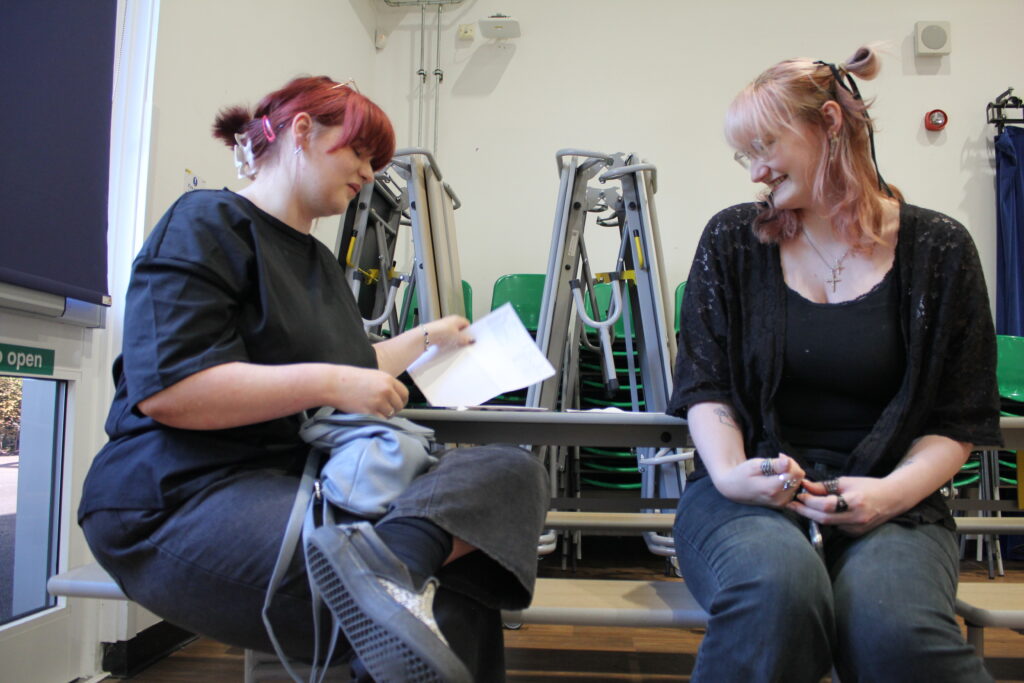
left=305, top=521, right=472, bottom=683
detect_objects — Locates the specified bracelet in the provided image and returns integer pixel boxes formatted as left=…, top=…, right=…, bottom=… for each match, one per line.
left=422, top=325, right=430, bottom=350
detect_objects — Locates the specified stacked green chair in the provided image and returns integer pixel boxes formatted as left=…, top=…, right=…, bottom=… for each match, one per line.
left=956, top=335, right=1022, bottom=489
left=484, top=274, right=545, bottom=407
left=956, top=334, right=1023, bottom=574
left=489, top=273, right=545, bottom=333
left=997, top=336, right=1024, bottom=561
left=674, top=281, right=687, bottom=334
left=997, top=335, right=1024, bottom=416
left=994, top=335, right=1022, bottom=487
left=398, top=280, right=473, bottom=407
left=400, top=279, right=474, bottom=332
left=576, top=282, right=644, bottom=490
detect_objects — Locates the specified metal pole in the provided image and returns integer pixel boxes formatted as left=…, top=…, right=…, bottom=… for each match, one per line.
left=416, top=3, right=426, bottom=147
left=433, top=4, right=443, bottom=154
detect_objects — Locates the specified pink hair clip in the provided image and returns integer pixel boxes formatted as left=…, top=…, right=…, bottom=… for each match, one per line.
left=262, top=116, right=277, bottom=142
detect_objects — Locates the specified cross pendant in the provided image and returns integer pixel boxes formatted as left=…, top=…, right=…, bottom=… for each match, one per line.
left=827, top=271, right=841, bottom=292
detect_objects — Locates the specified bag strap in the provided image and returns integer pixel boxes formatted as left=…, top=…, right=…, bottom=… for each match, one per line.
left=262, top=448, right=326, bottom=683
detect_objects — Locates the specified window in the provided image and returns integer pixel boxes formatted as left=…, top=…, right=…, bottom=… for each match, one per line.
left=0, top=376, right=65, bottom=626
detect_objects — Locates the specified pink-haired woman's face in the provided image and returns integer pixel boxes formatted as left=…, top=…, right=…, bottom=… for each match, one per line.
left=742, top=121, right=823, bottom=212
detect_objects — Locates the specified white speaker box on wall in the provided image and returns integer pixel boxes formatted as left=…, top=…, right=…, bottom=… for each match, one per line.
left=915, top=21, right=951, bottom=56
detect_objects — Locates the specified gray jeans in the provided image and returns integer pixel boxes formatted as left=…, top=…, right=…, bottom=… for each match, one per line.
left=82, top=444, right=549, bottom=681
left=673, top=476, right=993, bottom=683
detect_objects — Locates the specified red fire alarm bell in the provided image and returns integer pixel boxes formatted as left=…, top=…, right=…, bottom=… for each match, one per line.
left=925, top=109, right=948, bottom=131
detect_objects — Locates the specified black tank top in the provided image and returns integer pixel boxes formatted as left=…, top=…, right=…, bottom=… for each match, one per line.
left=776, top=268, right=905, bottom=455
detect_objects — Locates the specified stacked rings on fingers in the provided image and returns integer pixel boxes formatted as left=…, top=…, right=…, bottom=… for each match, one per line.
left=760, top=458, right=776, bottom=476
left=835, top=494, right=849, bottom=513
left=823, top=478, right=840, bottom=495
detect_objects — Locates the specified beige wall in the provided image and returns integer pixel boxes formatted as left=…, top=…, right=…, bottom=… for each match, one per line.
left=149, top=0, right=1022, bottom=319
left=148, top=0, right=379, bottom=245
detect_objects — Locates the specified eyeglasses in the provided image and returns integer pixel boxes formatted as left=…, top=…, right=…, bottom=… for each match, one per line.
left=733, top=137, right=775, bottom=170
left=331, top=78, right=360, bottom=93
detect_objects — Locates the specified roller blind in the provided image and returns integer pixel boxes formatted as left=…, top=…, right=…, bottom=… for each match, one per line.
left=0, top=0, right=116, bottom=307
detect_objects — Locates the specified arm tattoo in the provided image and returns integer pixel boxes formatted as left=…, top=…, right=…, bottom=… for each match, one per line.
left=714, top=407, right=740, bottom=432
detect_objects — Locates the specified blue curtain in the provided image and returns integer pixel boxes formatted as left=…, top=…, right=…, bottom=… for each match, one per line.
left=996, top=126, right=1024, bottom=336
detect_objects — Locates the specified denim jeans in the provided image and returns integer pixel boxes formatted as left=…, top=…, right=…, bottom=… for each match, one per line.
left=673, top=477, right=993, bottom=683
left=81, top=444, right=549, bottom=682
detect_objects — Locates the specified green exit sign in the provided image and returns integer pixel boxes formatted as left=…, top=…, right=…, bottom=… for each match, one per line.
left=0, top=343, right=55, bottom=376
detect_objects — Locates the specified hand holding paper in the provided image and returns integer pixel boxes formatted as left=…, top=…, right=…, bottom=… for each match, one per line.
left=406, top=303, right=555, bottom=407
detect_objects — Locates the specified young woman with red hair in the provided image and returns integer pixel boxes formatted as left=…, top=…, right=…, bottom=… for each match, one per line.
left=670, top=47, right=1000, bottom=681
left=79, top=76, right=548, bottom=682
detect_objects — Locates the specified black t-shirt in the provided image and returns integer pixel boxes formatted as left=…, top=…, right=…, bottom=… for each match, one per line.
left=79, top=190, right=377, bottom=518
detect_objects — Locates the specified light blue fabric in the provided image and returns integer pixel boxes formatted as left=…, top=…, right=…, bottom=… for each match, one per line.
left=996, top=126, right=1024, bottom=336
left=299, top=410, right=437, bottom=518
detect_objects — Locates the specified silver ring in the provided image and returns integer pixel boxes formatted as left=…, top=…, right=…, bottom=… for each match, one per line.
left=760, top=458, right=776, bottom=476
left=823, top=478, right=840, bottom=495
left=781, top=476, right=800, bottom=491
left=835, top=494, right=849, bottom=513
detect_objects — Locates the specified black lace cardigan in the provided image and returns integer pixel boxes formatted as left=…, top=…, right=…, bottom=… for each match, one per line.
left=669, top=202, right=1002, bottom=488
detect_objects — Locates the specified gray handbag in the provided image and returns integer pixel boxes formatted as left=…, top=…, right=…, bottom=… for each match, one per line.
left=299, top=408, right=438, bottom=518
left=262, top=408, right=439, bottom=682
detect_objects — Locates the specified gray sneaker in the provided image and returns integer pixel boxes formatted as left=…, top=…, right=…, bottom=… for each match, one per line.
left=305, top=521, right=472, bottom=683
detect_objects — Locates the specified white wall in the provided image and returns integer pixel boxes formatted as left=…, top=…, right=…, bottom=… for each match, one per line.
left=370, top=0, right=1021, bottom=319
left=147, top=0, right=380, bottom=249
left=145, top=1, right=1022, bottom=319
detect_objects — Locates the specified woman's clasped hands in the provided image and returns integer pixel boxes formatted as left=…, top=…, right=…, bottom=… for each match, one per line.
left=790, top=475, right=903, bottom=536
left=712, top=453, right=807, bottom=508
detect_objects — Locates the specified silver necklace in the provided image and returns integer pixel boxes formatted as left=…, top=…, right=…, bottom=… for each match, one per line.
left=802, top=230, right=852, bottom=293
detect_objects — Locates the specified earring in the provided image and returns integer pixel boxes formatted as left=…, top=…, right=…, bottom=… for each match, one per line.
left=293, top=146, right=302, bottom=156
left=828, top=134, right=839, bottom=162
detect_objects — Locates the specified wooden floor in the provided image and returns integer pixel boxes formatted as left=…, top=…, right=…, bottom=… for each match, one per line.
left=122, top=536, right=1024, bottom=682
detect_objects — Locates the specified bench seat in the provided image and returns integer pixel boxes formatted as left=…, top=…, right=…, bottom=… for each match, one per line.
left=47, top=563, right=1022, bottom=640
left=956, top=582, right=1024, bottom=655
left=504, top=577, right=705, bottom=628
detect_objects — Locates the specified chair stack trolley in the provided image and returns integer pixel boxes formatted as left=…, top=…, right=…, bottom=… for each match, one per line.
left=527, top=149, right=690, bottom=559
left=335, top=147, right=465, bottom=336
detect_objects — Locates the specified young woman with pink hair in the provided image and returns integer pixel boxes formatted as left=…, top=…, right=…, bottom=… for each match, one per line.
left=670, top=46, right=999, bottom=681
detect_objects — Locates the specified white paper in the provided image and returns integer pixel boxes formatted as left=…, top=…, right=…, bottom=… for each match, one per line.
left=407, top=303, right=556, bottom=407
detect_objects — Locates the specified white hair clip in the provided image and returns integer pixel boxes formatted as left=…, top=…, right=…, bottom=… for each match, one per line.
left=233, top=132, right=257, bottom=179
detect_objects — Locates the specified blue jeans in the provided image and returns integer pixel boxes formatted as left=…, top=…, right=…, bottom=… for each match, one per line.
left=674, top=477, right=993, bottom=683
left=82, top=444, right=549, bottom=682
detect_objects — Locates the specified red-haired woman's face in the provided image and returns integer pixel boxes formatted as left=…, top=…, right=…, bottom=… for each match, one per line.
left=299, top=124, right=374, bottom=217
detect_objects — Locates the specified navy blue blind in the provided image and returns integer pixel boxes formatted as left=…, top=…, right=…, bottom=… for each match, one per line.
left=996, top=126, right=1024, bottom=336
left=0, top=1, right=116, bottom=306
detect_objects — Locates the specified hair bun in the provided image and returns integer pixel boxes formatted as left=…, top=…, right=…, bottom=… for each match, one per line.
left=842, top=45, right=880, bottom=80
left=212, top=105, right=253, bottom=147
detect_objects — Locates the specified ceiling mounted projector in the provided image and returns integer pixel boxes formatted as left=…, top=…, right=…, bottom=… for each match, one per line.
left=479, top=14, right=520, bottom=39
